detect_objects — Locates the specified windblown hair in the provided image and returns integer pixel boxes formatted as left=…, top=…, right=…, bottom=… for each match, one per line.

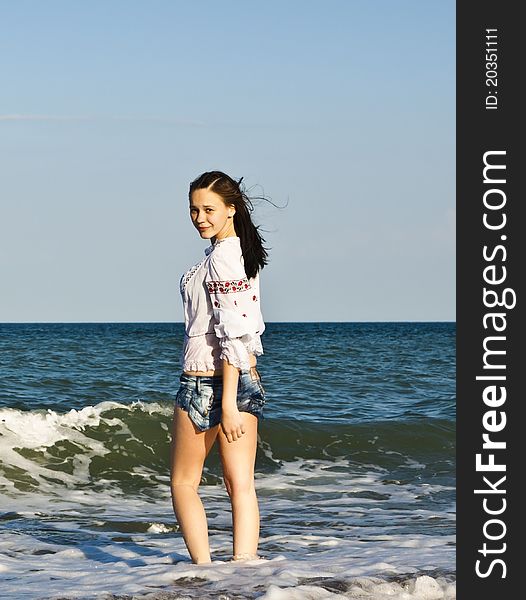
left=189, top=171, right=269, bottom=280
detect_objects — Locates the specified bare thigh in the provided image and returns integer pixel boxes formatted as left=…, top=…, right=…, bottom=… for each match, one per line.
left=217, top=412, right=259, bottom=493
left=170, top=406, right=220, bottom=488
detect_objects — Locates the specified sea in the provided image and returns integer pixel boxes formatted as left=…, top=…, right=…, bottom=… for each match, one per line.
left=0, top=322, right=456, bottom=600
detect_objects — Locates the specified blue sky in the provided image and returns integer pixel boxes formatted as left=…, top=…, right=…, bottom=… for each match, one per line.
left=0, top=0, right=455, bottom=322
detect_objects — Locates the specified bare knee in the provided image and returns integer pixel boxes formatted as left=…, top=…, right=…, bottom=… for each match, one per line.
left=223, top=476, right=255, bottom=498
left=171, top=478, right=200, bottom=493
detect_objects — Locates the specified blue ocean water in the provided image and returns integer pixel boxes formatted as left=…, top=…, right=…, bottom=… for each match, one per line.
left=0, top=322, right=456, bottom=599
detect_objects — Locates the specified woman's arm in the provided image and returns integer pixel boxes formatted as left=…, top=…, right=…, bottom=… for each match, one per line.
left=205, top=242, right=260, bottom=442
left=220, top=358, right=246, bottom=443
left=205, top=247, right=260, bottom=371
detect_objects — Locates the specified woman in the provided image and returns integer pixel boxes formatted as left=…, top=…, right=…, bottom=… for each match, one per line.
left=170, top=170, right=269, bottom=565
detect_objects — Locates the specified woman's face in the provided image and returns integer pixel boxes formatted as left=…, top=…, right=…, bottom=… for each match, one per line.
left=189, top=188, right=235, bottom=241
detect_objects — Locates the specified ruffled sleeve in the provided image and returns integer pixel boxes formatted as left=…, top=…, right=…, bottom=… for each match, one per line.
left=205, top=241, right=263, bottom=370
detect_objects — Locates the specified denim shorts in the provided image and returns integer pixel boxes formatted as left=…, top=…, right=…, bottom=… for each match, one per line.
left=174, top=368, right=267, bottom=431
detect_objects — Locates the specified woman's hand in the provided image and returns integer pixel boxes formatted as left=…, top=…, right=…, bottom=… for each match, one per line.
left=221, top=406, right=246, bottom=443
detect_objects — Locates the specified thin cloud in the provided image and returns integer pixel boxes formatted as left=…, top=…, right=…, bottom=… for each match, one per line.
left=111, top=115, right=206, bottom=126
left=0, top=114, right=89, bottom=121
left=0, top=114, right=205, bottom=126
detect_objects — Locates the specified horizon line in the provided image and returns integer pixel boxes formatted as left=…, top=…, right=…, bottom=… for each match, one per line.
left=0, top=320, right=456, bottom=325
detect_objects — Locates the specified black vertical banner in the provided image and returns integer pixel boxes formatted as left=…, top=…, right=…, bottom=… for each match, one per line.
left=457, top=1, right=523, bottom=598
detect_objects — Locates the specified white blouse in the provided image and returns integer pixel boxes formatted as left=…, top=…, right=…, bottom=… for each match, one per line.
left=179, top=236, right=265, bottom=372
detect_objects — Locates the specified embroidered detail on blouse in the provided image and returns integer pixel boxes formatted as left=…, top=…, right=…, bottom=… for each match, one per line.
left=180, top=258, right=206, bottom=294
left=206, top=278, right=251, bottom=294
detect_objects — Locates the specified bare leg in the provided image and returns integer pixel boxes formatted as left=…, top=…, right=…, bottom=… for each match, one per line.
left=217, top=412, right=260, bottom=559
left=170, top=406, right=219, bottom=564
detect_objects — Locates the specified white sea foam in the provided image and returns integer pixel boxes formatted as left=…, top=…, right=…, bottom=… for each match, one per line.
left=0, top=468, right=455, bottom=599
left=0, top=401, right=455, bottom=599
left=0, top=401, right=171, bottom=494
left=0, top=531, right=456, bottom=600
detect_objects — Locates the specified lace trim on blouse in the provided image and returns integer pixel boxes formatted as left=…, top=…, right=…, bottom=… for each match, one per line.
left=218, top=336, right=264, bottom=370
left=180, top=257, right=207, bottom=295
left=182, top=358, right=218, bottom=372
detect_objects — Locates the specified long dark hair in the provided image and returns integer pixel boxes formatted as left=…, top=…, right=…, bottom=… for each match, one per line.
left=188, top=171, right=269, bottom=280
